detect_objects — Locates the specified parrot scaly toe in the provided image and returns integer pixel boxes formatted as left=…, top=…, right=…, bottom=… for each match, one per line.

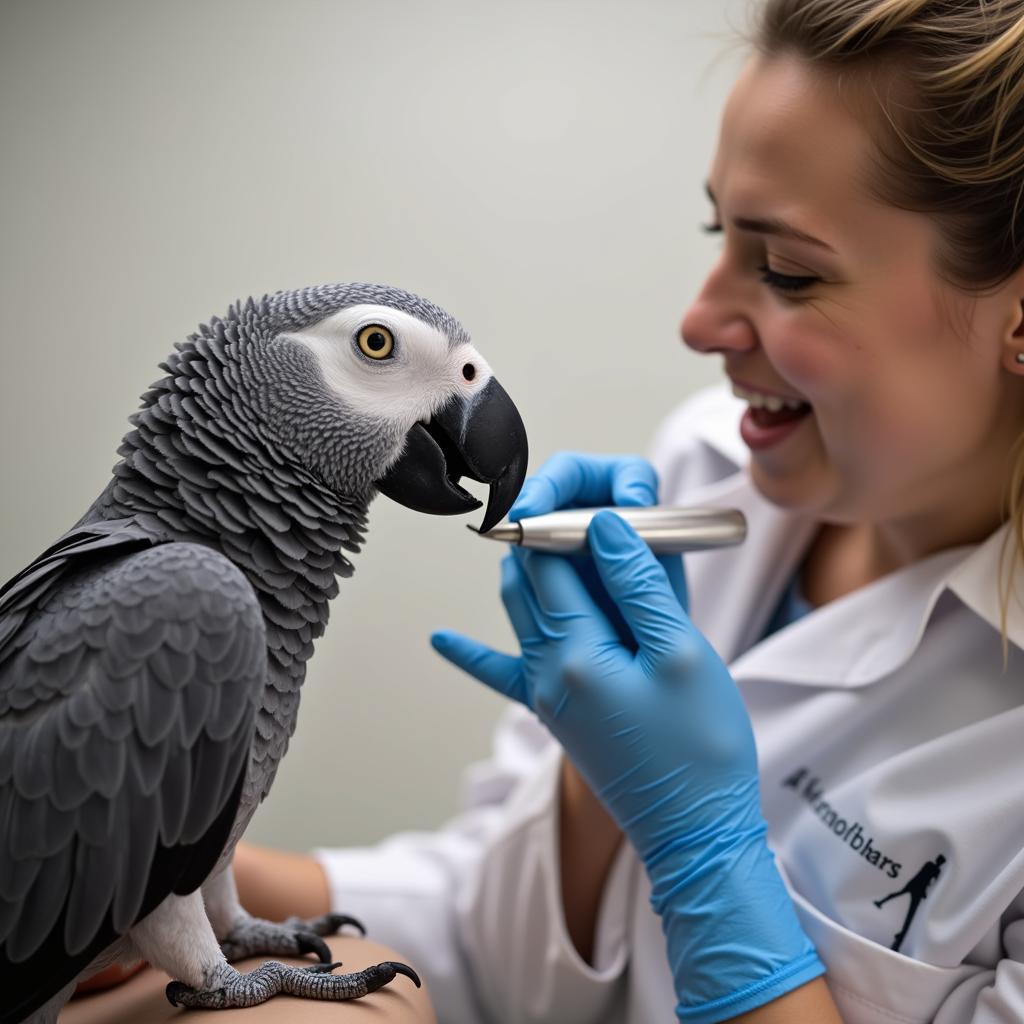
left=219, top=911, right=365, bottom=962
left=165, top=959, right=421, bottom=1009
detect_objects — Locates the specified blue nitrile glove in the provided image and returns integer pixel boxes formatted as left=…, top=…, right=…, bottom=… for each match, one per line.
left=433, top=458, right=823, bottom=1022
left=508, top=451, right=662, bottom=520
left=508, top=452, right=690, bottom=647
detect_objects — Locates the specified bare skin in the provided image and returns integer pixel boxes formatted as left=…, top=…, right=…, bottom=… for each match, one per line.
left=557, top=758, right=622, bottom=963
left=230, top=843, right=332, bottom=923
left=730, top=979, right=842, bottom=1023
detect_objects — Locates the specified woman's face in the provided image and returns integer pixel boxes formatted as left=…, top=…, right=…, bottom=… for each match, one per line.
left=681, top=55, right=1024, bottom=551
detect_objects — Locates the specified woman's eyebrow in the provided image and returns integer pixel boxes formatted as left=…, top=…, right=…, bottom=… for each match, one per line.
left=705, top=183, right=837, bottom=254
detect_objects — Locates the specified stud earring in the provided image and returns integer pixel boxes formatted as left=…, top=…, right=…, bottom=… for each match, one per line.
left=1018, top=353, right=1024, bottom=364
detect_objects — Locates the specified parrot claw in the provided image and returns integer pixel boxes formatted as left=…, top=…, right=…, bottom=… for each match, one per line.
left=307, top=960, right=343, bottom=973
left=320, top=912, right=366, bottom=936
left=381, top=961, right=422, bottom=989
left=295, top=932, right=333, bottom=962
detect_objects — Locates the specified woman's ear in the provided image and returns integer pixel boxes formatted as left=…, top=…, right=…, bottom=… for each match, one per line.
left=1003, top=266, right=1024, bottom=370
left=1007, top=304, right=1024, bottom=373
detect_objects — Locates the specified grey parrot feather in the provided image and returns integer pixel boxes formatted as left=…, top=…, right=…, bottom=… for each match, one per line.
left=0, top=282, right=526, bottom=1022
left=2, top=541, right=268, bottom=966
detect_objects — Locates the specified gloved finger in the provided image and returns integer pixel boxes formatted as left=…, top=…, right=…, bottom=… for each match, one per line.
left=657, top=553, right=690, bottom=615
left=499, top=553, right=545, bottom=643
left=587, top=511, right=689, bottom=659
left=509, top=453, right=658, bottom=522
left=513, top=548, right=622, bottom=651
left=569, top=552, right=639, bottom=651
left=430, top=630, right=530, bottom=707
left=567, top=547, right=688, bottom=645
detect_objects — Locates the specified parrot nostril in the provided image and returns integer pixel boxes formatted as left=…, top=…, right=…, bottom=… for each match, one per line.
left=462, top=363, right=476, bottom=382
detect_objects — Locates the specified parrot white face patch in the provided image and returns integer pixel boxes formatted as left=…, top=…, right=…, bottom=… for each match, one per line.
left=283, top=305, right=493, bottom=432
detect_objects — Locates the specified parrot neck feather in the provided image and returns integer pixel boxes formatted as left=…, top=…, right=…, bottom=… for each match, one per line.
left=95, top=327, right=370, bottom=671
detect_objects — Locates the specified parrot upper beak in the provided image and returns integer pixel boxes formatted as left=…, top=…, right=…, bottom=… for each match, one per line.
left=375, top=377, right=528, bottom=533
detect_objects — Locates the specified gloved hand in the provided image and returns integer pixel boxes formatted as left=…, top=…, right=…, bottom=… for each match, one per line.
left=508, top=452, right=690, bottom=646
left=508, top=450, right=662, bottom=519
left=432, top=452, right=824, bottom=1023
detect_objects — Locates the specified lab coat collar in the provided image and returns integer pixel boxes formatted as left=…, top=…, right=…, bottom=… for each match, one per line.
left=678, top=400, right=1024, bottom=688
left=946, top=525, right=1024, bottom=652
left=726, top=538, right=978, bottom=688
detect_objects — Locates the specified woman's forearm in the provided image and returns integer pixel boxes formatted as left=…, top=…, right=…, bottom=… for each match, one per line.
left=231, top=841, right=332, bottom=921
left=730, top=977, right=842, bottom=1022
left=557, top=756, right=624, bottom=964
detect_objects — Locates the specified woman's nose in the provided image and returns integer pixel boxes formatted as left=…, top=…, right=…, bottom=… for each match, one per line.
left=680, top=259, right=758, bottom=355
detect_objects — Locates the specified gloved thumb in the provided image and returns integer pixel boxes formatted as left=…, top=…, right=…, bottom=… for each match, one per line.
left=430, top=630, right=529, bottom=707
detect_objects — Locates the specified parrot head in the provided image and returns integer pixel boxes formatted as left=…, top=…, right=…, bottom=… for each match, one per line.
left=220, top=283, right=528, bottom=532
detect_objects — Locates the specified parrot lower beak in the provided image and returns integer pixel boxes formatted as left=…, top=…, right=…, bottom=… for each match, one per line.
left=375, top=377, right=528, bottom=533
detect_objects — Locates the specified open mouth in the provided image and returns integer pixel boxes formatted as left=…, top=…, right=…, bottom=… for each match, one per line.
left=748, top=401, right=812, bottom=429
left=732, top=381, right=813, bottom=429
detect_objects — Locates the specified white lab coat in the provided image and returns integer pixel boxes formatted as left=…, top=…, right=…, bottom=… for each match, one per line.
left=316, top=384, right=1024, bottom=1024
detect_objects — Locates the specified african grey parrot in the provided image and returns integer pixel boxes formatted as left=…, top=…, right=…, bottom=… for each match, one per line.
left=0, top=283, right=528, bottom=1022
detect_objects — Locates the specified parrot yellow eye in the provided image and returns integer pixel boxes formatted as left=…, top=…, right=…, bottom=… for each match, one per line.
left=357, top=324, right=394, bottom=359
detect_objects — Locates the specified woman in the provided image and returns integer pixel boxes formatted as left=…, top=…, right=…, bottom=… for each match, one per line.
left=238, top=2, right=1024, bottom=1020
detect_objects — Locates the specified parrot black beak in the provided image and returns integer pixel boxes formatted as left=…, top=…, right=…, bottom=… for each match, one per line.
left=375, top=377, right=528, bottom=533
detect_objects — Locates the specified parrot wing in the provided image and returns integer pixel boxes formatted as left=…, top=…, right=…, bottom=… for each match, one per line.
left=0, top=539, right=266, bottom=1023
left=0, top=517, right=155, bottom=660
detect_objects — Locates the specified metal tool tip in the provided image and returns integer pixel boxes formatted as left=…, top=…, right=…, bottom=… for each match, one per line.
left=472, top=522, right=521, bottom=543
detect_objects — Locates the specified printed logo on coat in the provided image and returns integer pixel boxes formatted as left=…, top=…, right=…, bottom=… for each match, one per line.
left=782, top=767, right=903, bottom=878
left=874, top=854, right=946, bottom=952
left=782, top=767, right=948, bottom=952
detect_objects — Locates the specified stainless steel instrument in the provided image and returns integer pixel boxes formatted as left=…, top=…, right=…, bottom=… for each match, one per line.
left=475, top=505, right=747, bottom=554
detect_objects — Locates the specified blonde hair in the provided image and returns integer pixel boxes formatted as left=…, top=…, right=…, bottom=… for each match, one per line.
left=748, top=0, right=1024, bottom=654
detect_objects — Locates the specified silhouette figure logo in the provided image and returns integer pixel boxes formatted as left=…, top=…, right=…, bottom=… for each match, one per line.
left=874, top=854, right=946, bottom=952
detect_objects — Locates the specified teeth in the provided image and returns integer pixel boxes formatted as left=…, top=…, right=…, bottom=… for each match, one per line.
left=731, top=383, right=807, bottom=411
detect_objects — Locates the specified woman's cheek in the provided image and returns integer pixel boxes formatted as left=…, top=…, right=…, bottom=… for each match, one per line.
left=766, top=327, right=845, bottom=403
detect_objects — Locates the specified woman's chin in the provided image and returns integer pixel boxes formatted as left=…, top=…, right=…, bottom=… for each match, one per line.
left=748, top=460, right=832, bottom=516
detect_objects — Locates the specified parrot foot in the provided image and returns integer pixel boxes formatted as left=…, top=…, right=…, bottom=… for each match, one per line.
left=165, top=959, right=421, bottom=1008
left=218, top=911, right=365, bottom=963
